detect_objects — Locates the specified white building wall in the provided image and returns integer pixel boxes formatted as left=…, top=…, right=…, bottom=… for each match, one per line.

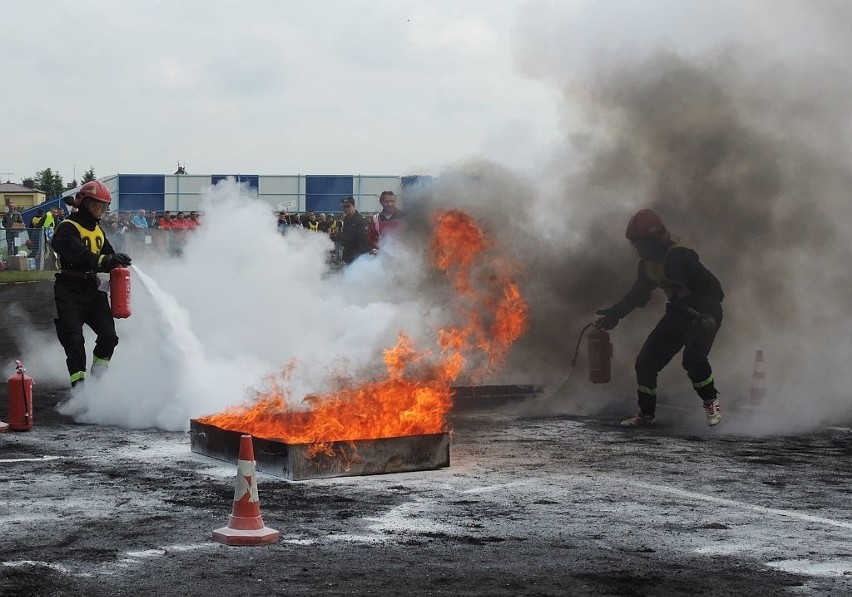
left=258, top=176, right=303, bottom=213
left=165, top=175, right=211, bottom=212
left=354, top=176, right=403, bottom=213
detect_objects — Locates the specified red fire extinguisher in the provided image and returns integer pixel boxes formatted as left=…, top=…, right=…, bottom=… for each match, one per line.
left=587, top=326, right=613, bottom=384
left=550, top=322, right=615, bottom=398
left=110, top=266, right=131, bottom=318
left=8, top=360, right=34, bottom=431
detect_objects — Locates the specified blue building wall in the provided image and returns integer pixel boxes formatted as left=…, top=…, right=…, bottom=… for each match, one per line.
left=27, top=173, right=419, bottom=215
left=305, top=176, right=353, bottom=213
left=118, top=175, right=165, bottom=212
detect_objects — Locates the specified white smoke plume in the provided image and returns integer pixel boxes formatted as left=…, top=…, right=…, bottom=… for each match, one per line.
left=54, top=179, right=442, bottom=430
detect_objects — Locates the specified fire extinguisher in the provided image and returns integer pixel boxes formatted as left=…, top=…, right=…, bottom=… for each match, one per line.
left=8, top=360, right=33, bottom=431
left=586, top=326, right=613, bottom=384
left=110, top=266, right=131, bottom=319
left=548, top=321, right=614, bottom=398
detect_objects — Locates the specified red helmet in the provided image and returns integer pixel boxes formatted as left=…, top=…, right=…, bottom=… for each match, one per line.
left=625, top=208, right=670, bottom=242
left=74, top=180, right=112, bottom=219
left=76, top=180, right=112, bottom=205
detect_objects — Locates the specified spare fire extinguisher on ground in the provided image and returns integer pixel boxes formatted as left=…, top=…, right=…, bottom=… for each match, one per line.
left=7, top=360, right=34, bottom=431
left=110, top=265, right=131, bottom=319
left=546, top=321, right=614, bottom=399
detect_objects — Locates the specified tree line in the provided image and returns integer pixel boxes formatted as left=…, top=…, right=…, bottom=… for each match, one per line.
left=19, top=166, right=97, bottom=200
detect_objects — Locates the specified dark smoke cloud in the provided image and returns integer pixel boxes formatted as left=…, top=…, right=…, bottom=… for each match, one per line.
left=412, top=1, right=852, bottom=426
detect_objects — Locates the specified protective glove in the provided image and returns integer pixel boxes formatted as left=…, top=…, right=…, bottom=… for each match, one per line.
left=594, top=308, right=620, bottom=331
left=681, top=304, right=718, bottom=335
left=101, top=253, right=132, bottom=271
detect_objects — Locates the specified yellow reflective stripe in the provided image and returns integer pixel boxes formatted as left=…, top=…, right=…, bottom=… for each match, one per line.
left=693, top=375, right=714, bottom=389
left=70, top=371, right=87, bottom=383
left=637, top=385, right=657, bottom=395
left=92, top=356, right=110, bottom=367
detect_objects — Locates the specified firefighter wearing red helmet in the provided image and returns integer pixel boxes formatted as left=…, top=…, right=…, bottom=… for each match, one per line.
left=50, top=180, right=132, bottom=387
left=596, top=208, right=724, bottom=427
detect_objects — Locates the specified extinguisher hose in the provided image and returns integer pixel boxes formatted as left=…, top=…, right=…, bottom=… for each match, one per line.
left=571, top=323, right=597, bottom=367
left=19, top=370, right=30, bottom=423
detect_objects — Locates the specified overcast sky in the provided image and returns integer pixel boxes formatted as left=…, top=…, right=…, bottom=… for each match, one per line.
left=0, top=0, right=841, bottom=182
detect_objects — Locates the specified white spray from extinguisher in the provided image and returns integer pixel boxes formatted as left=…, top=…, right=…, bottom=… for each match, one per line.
left=129, top=265, right=207, bottom=369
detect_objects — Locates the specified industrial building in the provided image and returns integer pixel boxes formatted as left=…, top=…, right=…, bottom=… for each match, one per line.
left=39, top=173, right=428, bottom=217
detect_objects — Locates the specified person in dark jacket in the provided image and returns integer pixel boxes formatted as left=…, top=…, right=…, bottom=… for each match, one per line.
left=51, top=180, right=131, bottom=387
left=338, top=196, right=370, bottom=265
left=596, top=209, right=724, bottom=427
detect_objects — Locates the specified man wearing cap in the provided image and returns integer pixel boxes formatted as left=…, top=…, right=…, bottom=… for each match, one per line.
left=338, top=196, right=370, bottom=264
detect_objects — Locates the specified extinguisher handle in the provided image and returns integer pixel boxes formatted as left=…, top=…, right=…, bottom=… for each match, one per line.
left=14, top=360, right=25, bottom=373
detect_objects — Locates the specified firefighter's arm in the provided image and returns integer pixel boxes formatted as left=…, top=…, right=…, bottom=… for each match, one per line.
left=596, top=264, right=655, bottom=329
left=51, top=222, right=101, bottom=271
left=97, top=236, right=132, bottom=271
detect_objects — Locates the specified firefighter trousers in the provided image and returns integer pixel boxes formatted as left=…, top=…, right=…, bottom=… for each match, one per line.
left=634, top=310, right=720, bottom=416
left=54, top=278, right=118, bottom=385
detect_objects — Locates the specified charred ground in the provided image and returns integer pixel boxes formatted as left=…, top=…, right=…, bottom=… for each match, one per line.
left=1, top=281, right=851, bottom=596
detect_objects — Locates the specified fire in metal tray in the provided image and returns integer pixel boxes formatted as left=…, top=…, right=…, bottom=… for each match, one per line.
left=193, top=209, right=528, bottom=475
left=189, top=418, right=450, bottom=480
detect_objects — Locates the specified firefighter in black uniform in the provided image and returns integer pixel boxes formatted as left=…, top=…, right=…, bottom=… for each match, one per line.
left=51, top=180, right=132, bottom=387
left=596, top=209, right=724, bottom=427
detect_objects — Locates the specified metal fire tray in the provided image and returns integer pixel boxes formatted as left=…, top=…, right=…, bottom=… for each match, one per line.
left=189, top=419, right=450, bottom=481
left=451, top=384, right=542, bottom=411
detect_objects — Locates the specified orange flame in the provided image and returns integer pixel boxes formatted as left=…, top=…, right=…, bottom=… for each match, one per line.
left=198, top=209, right=528, bottom=444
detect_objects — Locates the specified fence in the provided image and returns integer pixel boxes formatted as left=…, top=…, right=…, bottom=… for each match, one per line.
left=1, top=218, right=352, bottom=272
left=0, top=226, right=201, bottom=271
left=1, top=227, right=47, bottom=271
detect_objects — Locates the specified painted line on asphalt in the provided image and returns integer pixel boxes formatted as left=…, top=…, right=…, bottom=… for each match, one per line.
left=824, top=426, right=852, bottom=433
left=0, top=456, right=67, bottom=463
left=461, top=479, right=537, bottom=494
left=766, top=558, right=852, bottom=577
left=3, top=561, right=70, bottom=574
left=629, top=480, right=852, bottom=530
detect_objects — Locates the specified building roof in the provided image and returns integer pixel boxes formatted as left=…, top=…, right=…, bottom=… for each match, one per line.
left=0, top=182, right=44, bottom=194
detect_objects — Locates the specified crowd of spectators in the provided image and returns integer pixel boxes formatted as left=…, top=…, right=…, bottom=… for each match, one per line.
left=103, top=210, right=202, bottom=257
left=2, top=191, right=405, bottom=269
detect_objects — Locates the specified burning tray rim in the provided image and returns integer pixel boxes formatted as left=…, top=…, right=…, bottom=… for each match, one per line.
left=190, top=417, right=449, bottom=446
left=189, top=418, right=450, bottom=480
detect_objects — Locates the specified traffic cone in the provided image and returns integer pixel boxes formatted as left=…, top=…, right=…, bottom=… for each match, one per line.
left=749, top=350, right=766, bottom=406
left=212, top=434, right=280, bottom=546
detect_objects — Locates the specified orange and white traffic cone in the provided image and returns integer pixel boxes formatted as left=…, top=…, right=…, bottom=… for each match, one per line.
left=212, top=434, right=279, bottom=546
left=749, top=350, right=766, bottom=406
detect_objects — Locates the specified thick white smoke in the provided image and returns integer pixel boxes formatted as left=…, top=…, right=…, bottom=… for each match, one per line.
left=53, top=180, right=440, bottom=430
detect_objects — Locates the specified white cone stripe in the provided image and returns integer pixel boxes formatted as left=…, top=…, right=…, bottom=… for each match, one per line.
left=233, top=459, right=260, bottom=503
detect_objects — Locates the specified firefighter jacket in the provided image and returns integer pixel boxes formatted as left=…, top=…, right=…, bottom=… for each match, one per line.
left=607, top=243, right=723, bottom=320
left=51, top=210, right=117, bottom=273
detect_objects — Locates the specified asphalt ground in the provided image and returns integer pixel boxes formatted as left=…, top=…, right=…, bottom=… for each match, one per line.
left=2, top=281, right=851, bottom=596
